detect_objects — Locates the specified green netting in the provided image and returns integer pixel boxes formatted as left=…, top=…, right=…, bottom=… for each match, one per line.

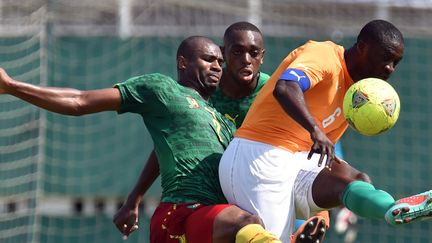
left=1, top=36, right=432, bottom=242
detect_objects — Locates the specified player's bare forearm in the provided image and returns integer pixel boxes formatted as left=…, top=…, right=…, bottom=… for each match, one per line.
left=114, top=151, right=159, bottom=237
left=125, top=150, right=160, bottom=207
left=274, top=79, right=334, bottom=167
left=0, top=68, right=121, bottom=115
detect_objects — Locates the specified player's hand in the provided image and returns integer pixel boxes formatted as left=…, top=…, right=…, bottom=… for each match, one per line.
left=113, top=202, right=139, bottom=240
left=308, top=126, right=335, bottom=169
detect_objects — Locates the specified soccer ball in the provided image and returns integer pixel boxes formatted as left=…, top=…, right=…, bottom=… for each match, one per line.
left=343, top=78, right=400, bottom=136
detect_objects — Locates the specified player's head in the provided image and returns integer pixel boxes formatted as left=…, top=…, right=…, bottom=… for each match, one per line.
left=351, top=19, right=404, bottom=81
left=177, top=36, right=223, bottom=99
left=222, top=21, right=265, bottom=85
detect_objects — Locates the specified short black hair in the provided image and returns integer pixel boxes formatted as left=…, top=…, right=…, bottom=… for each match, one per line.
left=177, top=36, right=213, bottom=59
left=224, top=21, right=262, bottom=40
left=357, top=19, right=404, bottom=47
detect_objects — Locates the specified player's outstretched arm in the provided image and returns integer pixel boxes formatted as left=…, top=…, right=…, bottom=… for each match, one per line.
left=113, top=150, right=160, bottom=239
left=273, top=79, right=335, bottom=168
left=0, top=68, right=121, bottom=115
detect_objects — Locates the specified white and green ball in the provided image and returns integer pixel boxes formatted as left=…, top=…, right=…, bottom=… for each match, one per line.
left=343, top=78, right=400, bottom=136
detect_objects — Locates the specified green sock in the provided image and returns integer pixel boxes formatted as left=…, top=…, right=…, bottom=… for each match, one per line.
left=342, top=180, right=395, bottom=219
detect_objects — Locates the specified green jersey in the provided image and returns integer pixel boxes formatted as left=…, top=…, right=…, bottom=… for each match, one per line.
left=115, top=73, right=235, bottom=205
left=210, top=72, right=270, bottom=128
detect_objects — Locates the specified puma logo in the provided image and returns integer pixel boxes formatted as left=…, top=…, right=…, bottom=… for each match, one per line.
left=225, top=113, right=239, bottom=125
left=289, top=70, right=306, bottom=81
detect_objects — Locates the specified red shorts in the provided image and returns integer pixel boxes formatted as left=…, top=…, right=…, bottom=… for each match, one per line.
left=150, top=202, right=232, bottom=243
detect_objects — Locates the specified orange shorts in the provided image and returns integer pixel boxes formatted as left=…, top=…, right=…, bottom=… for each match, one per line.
left=150, top=202, right=232, bottom=243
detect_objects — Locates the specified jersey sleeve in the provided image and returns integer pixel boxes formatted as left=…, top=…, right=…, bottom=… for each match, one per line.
left=114, top=73, right=173, bottom=114
left=286, top=41, right=338, bottom=89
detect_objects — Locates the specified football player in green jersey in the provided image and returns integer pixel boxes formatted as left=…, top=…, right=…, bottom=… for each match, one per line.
left=113, top=22, right=328, bottom=243
left=0, top=36, right=282, bottom=242
left=210, top=22, right=269, bottom=128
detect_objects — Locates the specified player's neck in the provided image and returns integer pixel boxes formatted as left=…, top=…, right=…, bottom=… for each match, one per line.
left=178, top=79, right=211, bottom=101
left=344, top=47, right=361, bottom=82
left=219, top=72, right=258, bottom=98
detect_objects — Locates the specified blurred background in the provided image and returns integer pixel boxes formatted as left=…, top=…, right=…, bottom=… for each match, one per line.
left=0, top=0, right=431, bottom=242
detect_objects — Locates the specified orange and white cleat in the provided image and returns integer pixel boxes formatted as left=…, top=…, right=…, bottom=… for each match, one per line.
left=290, top=215, right=327, bottom=243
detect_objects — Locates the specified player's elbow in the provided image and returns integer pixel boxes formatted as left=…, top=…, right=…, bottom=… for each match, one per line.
left=273, top=79, right=294, bottom=100
left=66, top=96, right=89, bottom=116
left=273, top=80, right=285, bottom=101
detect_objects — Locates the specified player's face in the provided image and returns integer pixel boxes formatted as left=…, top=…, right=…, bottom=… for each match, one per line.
left=360, top=40, right=404, bottom=81
left=223, top=30, right=264, bottom=85
left=188, top=41, right=224, bottom=94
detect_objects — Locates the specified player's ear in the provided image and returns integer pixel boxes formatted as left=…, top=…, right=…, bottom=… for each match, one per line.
left=177, top=56, right=187, bottom=70
left=260, top=49, right=266, bottom=65
left=356, top=40, right=368, bottom=57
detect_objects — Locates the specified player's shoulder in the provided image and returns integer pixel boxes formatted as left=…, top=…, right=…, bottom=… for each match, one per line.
left=258, top=72, right=270, bottom=82
left=115, top=73, right=178, bottom=98
left=303, top=40, right=341, bottom=52
left=131, top=73, right=174, bottom=83
left=256, top=72, right=270, bottom=90
left=286, top=40, right=338, bottom=63
left=122, top=73, right=176, bottom=87
left=298, top=41, right=344, bottom=64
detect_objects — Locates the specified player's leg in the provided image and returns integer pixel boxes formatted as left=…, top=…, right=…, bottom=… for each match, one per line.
left=342, top=180, right=432, bottom=224
left=290, top=152, right=336, bottom=243
left=311, top=160, right=432, bottom=225
left=149, top=202, right=188, bottom=243
left=219, top=138, right=298, bottom=242
left=184, top=204, right=281, bottom=243
left=333, top=141, right=359, bottom=242
left=150, top=202, right=281, bottom=243
left=311, top=160, right=395, bottom=218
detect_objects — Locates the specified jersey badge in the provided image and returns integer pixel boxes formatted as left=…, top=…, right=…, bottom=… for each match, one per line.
left=186, top=96, right=200, bottom=108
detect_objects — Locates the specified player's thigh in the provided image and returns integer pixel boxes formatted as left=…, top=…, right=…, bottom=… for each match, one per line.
left=150, top=203, right=185, bottom=243
left=184, top=204, right=236, bottom=243
left=292, top=152, right=327, bottom=220
left=219, top=138, right=240, bottom=204
left=220, top=138, right=298, bottom=239
left=220, top=137, right=296, bottom=205
left=214, top=205, right=264, bottom=243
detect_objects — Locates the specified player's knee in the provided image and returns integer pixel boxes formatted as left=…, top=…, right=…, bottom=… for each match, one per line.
left=355, top=171, right=371, bottom=183
left=230, top=212, right=265, bottom=236
left=238, top=213, right=264, bottom=228
left=213, top=210, right=265, bottom=242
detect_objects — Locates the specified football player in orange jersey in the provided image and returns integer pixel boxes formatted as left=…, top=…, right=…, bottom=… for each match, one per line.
left=220, top=19, right=432, bottom=242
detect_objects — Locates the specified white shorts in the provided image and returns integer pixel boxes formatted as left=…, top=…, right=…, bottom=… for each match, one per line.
left=219, top=137, right=326, bottom=242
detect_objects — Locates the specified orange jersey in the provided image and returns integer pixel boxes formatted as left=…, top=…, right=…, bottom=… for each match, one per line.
left=236, top=41, right=354, bottom=152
